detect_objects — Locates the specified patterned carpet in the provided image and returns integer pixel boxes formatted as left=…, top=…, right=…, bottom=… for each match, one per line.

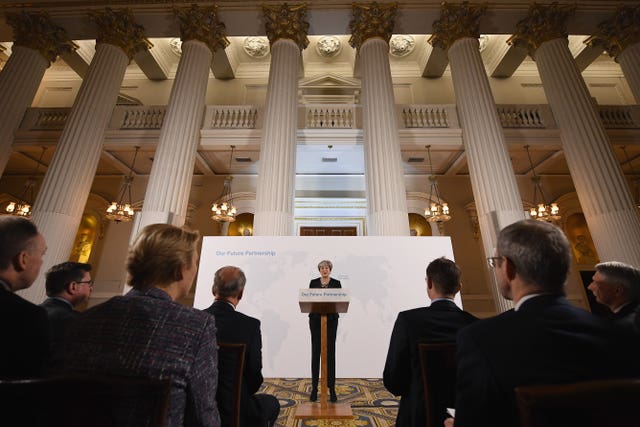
left=260, top=378, right=399, bottom=427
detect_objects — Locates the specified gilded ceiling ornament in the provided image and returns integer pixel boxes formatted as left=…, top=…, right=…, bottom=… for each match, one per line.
left=174, top=4, right=229, bottom=53
left=349, top=2, right=398, bottom=50
left=389, top=35, right=415, bottom=57
left=316, top=36, right=342, bottom=57
left=243, top=37, right=270, bottom=58
left=89, top=8, right=152, bottom=60
left=507, top=2, right=576, bottom=58
left=262, top=3, right=310, bottom=50
left=584, top=5, right=640, bottom=59
left=428, top=1, right=487, bottom=51
left=5, top=11, right=77, bottom=65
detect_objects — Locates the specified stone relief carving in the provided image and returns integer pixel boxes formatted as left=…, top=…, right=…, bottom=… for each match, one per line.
left=316, top=36, right=342, bottom=57
left=169, top=37, right=182, bottom=57
left=389, top=35, right=415, bottom=57
left=243, top=37, right=270, bottom=58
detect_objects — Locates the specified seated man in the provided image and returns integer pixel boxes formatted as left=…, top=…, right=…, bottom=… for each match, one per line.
left=588, top=261, right=640, bottom=326
left=0, top=216, right=50, bottom=379
left=204, top=266, right=280, bottom=427
left=448, top=220, right=639, bottom=427
left=40, top=261, right=93, bottom=364
left=383, top=257, right=477, bottom=427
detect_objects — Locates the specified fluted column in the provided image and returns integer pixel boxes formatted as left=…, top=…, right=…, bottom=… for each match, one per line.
left=20, top=9, right=150, bottom=303
left=512, top=3, right=640, bottom=266
left=431, top=2, right=525, bottom=312
left=586, top=5, right=640, bottom=103
left=137, top=5, right=228, bottom=230
left=253, top=4, right=309, bottom=236
left=0, top=12, right=75, bottom=176
left=350, top=2, right=409, bottom=236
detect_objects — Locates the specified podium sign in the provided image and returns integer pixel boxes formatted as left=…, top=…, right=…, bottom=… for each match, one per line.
left=298, top=289, right=350, bottom=314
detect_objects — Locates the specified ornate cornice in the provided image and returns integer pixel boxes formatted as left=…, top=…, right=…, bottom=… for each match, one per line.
left=262, top=3, right=309, bottom=50
left=88, top=8, right=152, bottom=60
left=5, top=11, right=77, bottom=65
left=348, top=2, right=398, bottom=51
left=507, top=2, right=576, bottom=58
left=428, top=1, right=487, bottom=51
left=174, top=4, right=229, bottom=53
left=585, top=5, right=640, bottom=59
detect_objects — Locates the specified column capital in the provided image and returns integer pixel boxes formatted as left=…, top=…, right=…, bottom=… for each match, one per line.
left=5, top=11, right=77, bottom=65
left=585, top=5, right=640, bottom=59
left=349, top=2, right=398, bottom=51
left=262, top=3, right=309, bottom=50
left=174, top=4, right=229, bottom=53
left=89, top=8, right=151, bottom=60
left=507, top=2, right=576, bottom=58
left=428, top=1, right=487, bottom=51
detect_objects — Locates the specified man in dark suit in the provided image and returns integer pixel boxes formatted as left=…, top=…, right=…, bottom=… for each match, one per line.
left=383, top=257, right=477, bottom=427
left=587, top=261, right=640, bottom=326
left=448, top=220, right=638, bottom=427
left=0, top=216, right=50, bottom=379
left=204, top=266, right=279, bottom=427
left=40, top=261, right=92, bottom=365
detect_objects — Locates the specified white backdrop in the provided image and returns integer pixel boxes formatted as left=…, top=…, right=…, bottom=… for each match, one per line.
left=193, top=236, right=459, bottom=378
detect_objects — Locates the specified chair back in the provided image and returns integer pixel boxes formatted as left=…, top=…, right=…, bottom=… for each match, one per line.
left=217, top=342, right=246, bottom=427
left=417, top=342, right=458, bottom=427
left=0, top=375, right=170, bottom=427
left=516, top=378, right=640, bottom=427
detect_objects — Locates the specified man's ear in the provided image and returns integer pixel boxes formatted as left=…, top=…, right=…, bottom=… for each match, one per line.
left=237, top=289, right=244, bottom=301
left=504, top=257, right=517, bottom=281
left=12, top=251, right=28, bottom=272
left=426, top=277, right=433, bottom=289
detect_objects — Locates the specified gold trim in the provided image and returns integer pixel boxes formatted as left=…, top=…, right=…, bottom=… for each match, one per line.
left=585, top=5, right=640, bottom=59
left=174, top=4, right=229, bottom=53
left=262, top=3, right=309, bottom=50
left=428, top=1, right=487, bottom=52
left=348, top=2, right=398, bottom=51
left=89, top=8, right=152, bottom=60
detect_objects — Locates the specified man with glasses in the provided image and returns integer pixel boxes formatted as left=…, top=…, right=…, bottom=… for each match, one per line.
left=41, top=261, right=92, bottom=365
left=446, top=220, right=639, bottom=427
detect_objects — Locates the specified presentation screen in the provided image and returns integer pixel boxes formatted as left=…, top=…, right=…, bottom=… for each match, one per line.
left=193, top=236, right=458, bottom=378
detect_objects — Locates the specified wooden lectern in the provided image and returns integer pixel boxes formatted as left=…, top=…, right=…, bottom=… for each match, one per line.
left=295, top=289, right=353, bottom=420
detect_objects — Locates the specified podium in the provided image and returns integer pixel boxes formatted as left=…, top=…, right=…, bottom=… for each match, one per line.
left=295, top=289, right=353, bottom=420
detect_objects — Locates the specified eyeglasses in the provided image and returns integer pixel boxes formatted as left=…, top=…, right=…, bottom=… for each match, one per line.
left=486, top=257, right=503, bottom=269
left=75, top=280, right=94, bottom=287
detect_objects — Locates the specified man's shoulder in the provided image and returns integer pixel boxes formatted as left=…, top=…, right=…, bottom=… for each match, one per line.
left=1, top=290, right=46, bottom=315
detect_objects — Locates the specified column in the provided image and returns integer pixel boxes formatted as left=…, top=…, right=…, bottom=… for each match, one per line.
left=136, top=5, right=228, bottom=230
left=586, top=5, right=640, bottom=103
left=253, top=4, right=309, bottom=236
left=20, top=9, right=150, bottom=303
left=431, top=2, right=525, bottom=312
left=511, top=3, right=640, bottom=266
left=349, top=2, right=409, bottom=236
left=0, top=12, right=75, bottom=177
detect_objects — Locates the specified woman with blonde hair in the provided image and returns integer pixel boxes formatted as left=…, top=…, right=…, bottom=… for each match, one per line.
left=61, top=224, right=220, bottom=426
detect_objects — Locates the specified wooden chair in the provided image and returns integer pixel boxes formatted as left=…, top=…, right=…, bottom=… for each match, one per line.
left=0, top=375, right=170, bottom=427
left=417, top=342, right=458, bottom=427
left=217, top=342, right=246, bottom=427
left=515, top=378, right=640, bottom=427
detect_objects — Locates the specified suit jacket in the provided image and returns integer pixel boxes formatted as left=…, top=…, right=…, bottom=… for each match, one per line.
left=40, top=297, right=78, bottom=364
left=610, top=300, right=639, bottom=329
left=0, top=285, right=50, bottom=379
left=454, top=294, right=638, bottom=427
left=383, top=299, right=477, bottom=427
left=60, top=287, right=220, bottom=427
left=204, top=300, right=264, bottom=427
left=309, top=277, right=342, bottom=320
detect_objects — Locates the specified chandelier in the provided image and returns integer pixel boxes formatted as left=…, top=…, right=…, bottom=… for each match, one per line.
left=211, top=145, right=237, bottom=223
left=424, top=145, right=451, bottom=223
left=5, top=147, right=47, bottom=218
left=524, top=145, right=560, bottom=222
left=106, top=146, right=139, bottom=222
left=620, top=145, right=640, bottom=210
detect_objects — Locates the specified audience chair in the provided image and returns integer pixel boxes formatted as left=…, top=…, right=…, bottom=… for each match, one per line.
left=417, top=342, right=458, bottom=427
left=217, top=342, right=246, bottom=427
left=0, top=375, right=170, bottom=427
left=516, top=378, right=640, bottom=427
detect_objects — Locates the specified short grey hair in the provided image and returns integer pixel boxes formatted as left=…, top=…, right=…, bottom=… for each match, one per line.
left=213, top=266, right=246, bottom=298
left=497, top=220, right=571, bottom=293
left=595, top=261, right=640, bottom=299
left=318, top=260, right=333, bottom=271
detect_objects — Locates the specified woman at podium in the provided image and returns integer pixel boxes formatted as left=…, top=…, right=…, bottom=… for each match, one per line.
left=308, top=259, right=342, bottom=403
